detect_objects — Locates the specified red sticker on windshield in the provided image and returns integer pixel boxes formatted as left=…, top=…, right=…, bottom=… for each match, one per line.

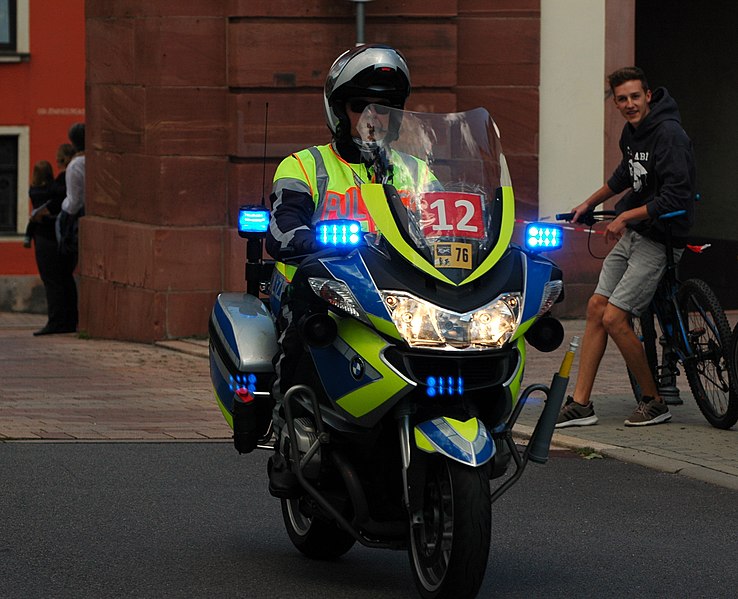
left=415, top=192, right=485, bottom=239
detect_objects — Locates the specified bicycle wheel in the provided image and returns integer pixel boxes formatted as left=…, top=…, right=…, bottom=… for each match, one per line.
left=677, top=279, right=737, bottom=429
left=731, top=323, right=738, bottom=410
left=627, top=308, right=659, bottom=403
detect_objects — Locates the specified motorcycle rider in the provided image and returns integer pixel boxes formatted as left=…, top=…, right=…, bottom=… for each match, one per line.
left=265, top=44, right=414, bottom=495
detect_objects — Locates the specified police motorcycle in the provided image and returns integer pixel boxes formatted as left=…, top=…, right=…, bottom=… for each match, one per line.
left=209, top=105, right=577, bottom=599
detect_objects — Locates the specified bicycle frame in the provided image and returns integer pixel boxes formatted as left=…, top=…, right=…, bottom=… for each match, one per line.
left=650, top=216, right=720, bottom=369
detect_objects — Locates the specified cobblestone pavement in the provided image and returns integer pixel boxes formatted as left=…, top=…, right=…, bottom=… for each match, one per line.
left=1, top=310, right=736, bottom=490
left=0, top=312, right=225, bottom=441
left=521, top=314, right=738, bottom=490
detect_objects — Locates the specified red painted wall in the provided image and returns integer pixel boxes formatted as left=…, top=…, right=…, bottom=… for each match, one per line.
left=0, top=1, right=85, bottom=274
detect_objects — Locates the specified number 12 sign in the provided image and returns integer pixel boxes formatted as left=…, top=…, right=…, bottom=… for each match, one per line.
left=418, top=191, right=485, bottom=240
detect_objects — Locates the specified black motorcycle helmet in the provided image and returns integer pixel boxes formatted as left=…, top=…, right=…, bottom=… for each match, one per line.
left=324, top=44, right=411, bottom=145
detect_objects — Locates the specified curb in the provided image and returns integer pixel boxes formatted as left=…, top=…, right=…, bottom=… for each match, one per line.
left=514, top=424, right=738, bottom=491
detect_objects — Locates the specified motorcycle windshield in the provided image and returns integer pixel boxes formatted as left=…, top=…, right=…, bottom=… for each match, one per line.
left=358, top=106, right=515, bottom=285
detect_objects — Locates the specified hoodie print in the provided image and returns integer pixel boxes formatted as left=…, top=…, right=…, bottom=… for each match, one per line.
left=627, top=149, right=649, bottom=192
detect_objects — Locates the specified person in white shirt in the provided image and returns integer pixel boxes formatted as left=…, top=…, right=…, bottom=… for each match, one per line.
left=57, top=122, right=85, bottom=257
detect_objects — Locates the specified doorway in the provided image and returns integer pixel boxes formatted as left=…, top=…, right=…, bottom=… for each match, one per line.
left=636, top=0, right=738, bottom=307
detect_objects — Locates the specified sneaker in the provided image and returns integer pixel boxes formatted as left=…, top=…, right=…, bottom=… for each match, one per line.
left=555, top=396, right=598, bottom=428
left=624, top=396, right=671, bottom=426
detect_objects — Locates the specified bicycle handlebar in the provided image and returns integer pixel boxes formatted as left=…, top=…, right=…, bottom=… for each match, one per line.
left=555, top=210, right=616, bottom=227
left=556, top=209, right=688, bottom=226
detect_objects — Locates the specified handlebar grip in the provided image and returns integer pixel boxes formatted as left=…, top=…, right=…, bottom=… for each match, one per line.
left=556, top=211, right=597, bottom=227
left=555, top=210, right=616, bottom=227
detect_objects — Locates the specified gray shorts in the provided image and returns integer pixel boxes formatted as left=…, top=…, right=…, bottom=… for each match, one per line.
left=594, top=229, right=683, bottom=316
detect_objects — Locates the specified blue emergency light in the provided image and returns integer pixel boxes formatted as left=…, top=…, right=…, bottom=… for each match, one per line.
left=315, top=219, right=363, bottom=248
left=238, top=205, right=270, bottom=238
left=426, top=376, right=465, bottom=398
left=525, top=223, right=563, bottom=251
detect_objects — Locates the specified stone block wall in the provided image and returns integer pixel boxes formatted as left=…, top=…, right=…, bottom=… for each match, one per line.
left=82, top=0, right=544, bottom=341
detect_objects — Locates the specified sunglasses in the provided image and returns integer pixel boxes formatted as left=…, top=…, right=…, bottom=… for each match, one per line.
left=348, top=100, right=392, bottom=115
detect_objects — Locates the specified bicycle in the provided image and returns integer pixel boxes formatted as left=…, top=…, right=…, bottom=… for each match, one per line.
left=556, top=209, right=737, bottom=429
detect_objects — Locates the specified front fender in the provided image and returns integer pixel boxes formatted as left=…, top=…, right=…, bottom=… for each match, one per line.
left=414, top=417, right=495, bottom=467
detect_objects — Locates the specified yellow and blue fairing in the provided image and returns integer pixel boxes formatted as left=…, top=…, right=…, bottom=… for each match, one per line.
left=265, top=108, right=559, bottom=457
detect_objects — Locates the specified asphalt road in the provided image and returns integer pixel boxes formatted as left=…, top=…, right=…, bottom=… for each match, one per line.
left=3, top=443, right=737, bottom=599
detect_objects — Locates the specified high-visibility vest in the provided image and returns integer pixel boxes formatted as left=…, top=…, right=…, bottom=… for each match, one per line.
left=272, top=143, right=433, bottom=232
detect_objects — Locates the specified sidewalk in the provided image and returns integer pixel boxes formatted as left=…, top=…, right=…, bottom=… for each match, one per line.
left=1, top=310, right=736, bottom=490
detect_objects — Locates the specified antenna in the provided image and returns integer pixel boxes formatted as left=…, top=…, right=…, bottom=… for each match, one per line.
left=261, top=102, right=269, bottom=206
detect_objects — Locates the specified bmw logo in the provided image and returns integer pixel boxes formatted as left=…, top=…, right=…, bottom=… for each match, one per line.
left=350, top=356, right=365, bottom=380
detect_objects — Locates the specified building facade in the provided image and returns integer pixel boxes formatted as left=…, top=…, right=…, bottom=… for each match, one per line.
left=3, top=1, right=734, bottom=341
left=0, top=0, right=85, bottom=310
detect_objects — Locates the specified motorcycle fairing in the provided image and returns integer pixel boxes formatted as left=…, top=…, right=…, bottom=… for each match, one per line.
left=414, top=417, right=495, bottom=467
left=506, top=337, right=526, bottom=405
left=512, top=252, right=558, bottom=340
left=361, top=183, right=516, bottom=287
left=269, top=262, right=298, bottom=315
left=309, top=316, right=415, bottom=427
left=319, top=252, right=400, bottom=340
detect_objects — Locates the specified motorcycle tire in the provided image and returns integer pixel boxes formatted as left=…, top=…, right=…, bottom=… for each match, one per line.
left=409, top=457, right=491, bottom=599
left=281, top=497, right=356, bottom=560
left=678, top=279, right=737, bottom=429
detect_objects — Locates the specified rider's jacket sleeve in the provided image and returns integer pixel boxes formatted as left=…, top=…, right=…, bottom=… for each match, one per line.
left=266, top=150, right=319, bottom=259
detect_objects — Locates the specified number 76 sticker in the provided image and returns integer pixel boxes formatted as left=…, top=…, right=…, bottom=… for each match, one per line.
left=418, top=191, right=486, bottom=240
left=434, top=242, right=473, bottom=269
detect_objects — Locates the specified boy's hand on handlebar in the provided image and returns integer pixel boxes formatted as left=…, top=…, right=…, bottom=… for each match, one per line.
left=605, top=214, right=627, bottom=243
left=570, top=202, right=591, bottom=224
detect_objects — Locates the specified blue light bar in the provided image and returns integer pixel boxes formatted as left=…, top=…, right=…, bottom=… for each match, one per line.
left=315, top=219, right=363, bottom=248
left=426, top=376, right=465, bottom=397
left=229, top=372, right=258, bottom=394
left=238, top=205, right=270, bottom=237
left=525, top=223, right=563, bottom=251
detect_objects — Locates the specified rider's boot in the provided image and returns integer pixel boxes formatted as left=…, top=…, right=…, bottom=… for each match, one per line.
left=267, top=449, right=302, bottom=499
left=267, top=405, right=302, bottom=499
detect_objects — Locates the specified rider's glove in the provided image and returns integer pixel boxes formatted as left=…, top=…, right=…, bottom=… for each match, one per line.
left=281, top=229, right=319, bottom=258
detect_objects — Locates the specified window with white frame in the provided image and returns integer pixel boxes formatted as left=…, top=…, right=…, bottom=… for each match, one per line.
left=0, top=1, right=16, bottom=51
left=0, top=0, right=28, bottom=59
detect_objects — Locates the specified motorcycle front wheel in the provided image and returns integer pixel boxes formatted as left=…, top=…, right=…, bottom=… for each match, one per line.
left=409, top=457, right=491, bottom=599
left=281, top=496, right=356, bottom=560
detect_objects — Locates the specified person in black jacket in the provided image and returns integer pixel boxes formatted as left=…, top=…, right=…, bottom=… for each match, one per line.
left=28, top=143, right=78, bottom=336
left=556, top=66, right=696, bottom=428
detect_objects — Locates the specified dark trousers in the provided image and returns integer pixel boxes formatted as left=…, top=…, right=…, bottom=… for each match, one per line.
left=34, top=231, right=78, bottom=330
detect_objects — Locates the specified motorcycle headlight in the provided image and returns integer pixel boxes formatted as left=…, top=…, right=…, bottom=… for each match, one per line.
left=380, top=291, right=522, bottom=350
left=308, top=278, right=369, bottom=323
